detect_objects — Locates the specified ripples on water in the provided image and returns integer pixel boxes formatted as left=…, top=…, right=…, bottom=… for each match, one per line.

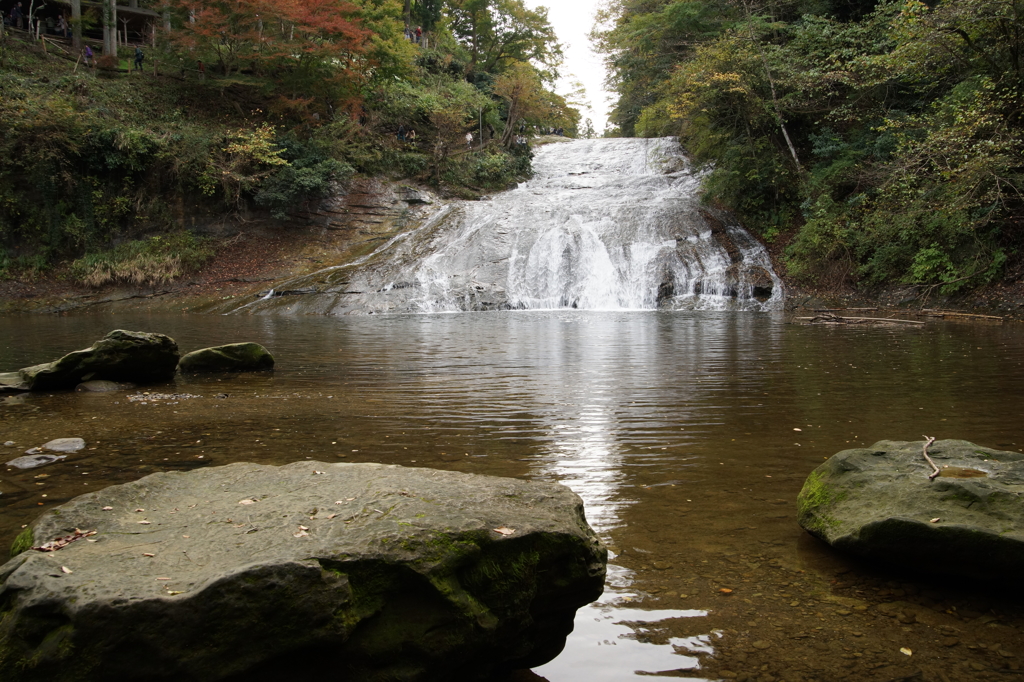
left=2, top=311, right=1024, bottom=680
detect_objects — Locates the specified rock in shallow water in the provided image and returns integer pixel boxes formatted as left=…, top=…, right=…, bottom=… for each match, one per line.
left=5, top=454, right=66, bottom=470
left=797, top=439, right=1024, bottom=579
left=178, top=342, right=274, bottom=373
left=39, top=438, right=85, bottom=453
left=0, top=461, right=606, bottom=682
left=16, top=330, right=179, bottom=391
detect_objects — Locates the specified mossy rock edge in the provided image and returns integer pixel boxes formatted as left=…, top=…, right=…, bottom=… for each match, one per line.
left=797, top=439, right=1024, bottom=580
left=0, top=461, right=606, bottom=681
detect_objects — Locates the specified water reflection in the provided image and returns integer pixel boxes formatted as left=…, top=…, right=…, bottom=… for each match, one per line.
left=3, top=311, right=1024, bottom=680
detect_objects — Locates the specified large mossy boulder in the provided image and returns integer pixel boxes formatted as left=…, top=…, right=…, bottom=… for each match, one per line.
left=15, top=330, right=178, bottom=391
left=0, top=462, right=606, bottom=682
left=797, top=439, right=1024, bottom=579
left=178, top=342, right=274, bottom=373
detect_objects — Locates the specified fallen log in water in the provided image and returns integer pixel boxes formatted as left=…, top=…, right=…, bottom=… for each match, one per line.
left=796, top=314, right=925, bottom=325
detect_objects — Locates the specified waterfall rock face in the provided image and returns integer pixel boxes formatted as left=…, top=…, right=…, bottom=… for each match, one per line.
left=232, top=138, right=783, bottom=315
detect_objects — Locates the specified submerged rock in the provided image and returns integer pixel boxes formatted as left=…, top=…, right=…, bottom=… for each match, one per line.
left=75, top=380, right=123, bottom=392
left=0, top=372, right=26, bottom=393
left=5, top=454, right=66, bottom=470
left=15, top=330, right=179, bottom=391
left=797, top=439, right=1024, bottom=579
left=38, top=438, right=86, bottom=453
left=178, top=342, right=274, bottom=373
left=0, top=461, right=606, bottom=682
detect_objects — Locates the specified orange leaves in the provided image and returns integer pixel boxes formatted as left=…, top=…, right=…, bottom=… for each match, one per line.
left=168, top=0, right=371, bottom=80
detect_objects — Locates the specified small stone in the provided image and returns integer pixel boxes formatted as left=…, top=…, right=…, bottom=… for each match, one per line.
left=652, top=561, right=672, bottom=570
left=41, top=438, right=86, bottom=453
left=971, top=662, right=987, bottom=671
left=5, top=454, right=66, bottom=470
left=836, top=609, right=852, bottom=616
left=942, top=637, right=959, bottom=647
left=752, top=640, right=771, bottom=650
left=3, top=441, right=14, bottom=447
left=719, top=671, right=738, bottom=679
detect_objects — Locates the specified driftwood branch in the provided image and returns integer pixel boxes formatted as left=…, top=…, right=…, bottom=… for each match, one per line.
left=922, top=435, right=939, bottom=480
left=797, top=314, right=925, bottom=325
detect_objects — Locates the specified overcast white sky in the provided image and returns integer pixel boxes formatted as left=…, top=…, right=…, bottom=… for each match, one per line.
left=524, top=0, right=612, bottom=132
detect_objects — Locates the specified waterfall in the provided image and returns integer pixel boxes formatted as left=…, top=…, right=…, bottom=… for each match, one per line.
left=231, top=137, right=783, bottom=315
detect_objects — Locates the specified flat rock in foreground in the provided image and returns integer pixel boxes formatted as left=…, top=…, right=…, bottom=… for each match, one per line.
left=0, top=462, right=606, bottom=682
left=797, top=439, right=1024, bottom=579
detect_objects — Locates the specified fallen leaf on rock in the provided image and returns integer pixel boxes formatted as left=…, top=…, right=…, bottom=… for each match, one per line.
left=238, top=499, right=257, bottom=505
left=327, top=514, right=337, bottom=519
left=294, top=530, right=309, bottom=538
left=794, top=428, right=802, bottom=432
left=298, top=525, right=309, bottom=531
left=492, top=527, right=515, bottom=536
left=134, top=509, right=145, bottom=513
left=314, top=470, right=326, bottom=475
left=33, top=529, right=97, bottom=552
left=101, top=506, right=113, bottom=511
left=143, top=553, right=155, bottom=557
left=930, top=518, right=941, bottom=523
left=156, top=577, right=171, bottom=581
left=719, top=588, right=733, bottom=594
left=334, top=500, right=344, bottom=505
left=61, top=566, right=73, bottom=574
left=900, top=647, right=913, bottom=656
left=166, top=590, right=184, bottom=596
left=138, top=521, right=151, bottom=525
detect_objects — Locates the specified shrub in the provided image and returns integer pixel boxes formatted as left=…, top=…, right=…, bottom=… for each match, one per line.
left=69, top=232, right=214, bottom=287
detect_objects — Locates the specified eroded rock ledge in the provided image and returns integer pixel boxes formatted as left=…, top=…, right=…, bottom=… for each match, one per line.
left=0, top=461, right=606, bottom=682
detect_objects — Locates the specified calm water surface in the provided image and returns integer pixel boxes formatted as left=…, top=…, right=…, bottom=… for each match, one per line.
left=2, top=311, right=1023, bottom=681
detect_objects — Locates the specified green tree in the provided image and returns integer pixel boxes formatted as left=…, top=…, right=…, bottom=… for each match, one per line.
left=446, top=0, right=562, bottom=76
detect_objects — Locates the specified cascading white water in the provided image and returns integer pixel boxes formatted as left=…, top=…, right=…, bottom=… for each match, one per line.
left=230, top=137, right=783, bottom=315
left=403, top=137, right=782, bottom=312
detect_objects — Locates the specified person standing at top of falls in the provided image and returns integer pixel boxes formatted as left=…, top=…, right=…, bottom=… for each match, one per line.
left=397, top=125, right=406, bottom=143
left=415, top=26, right=422, bottom=44
left=465, top=131, right=473, bottom=149
left=11, top=3, right=23, bottom=29
left=134, top=46, right=145, bottom=72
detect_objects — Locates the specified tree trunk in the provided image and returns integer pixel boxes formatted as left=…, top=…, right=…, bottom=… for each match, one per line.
left=102, top=0, right=117, bottom=56
left=403, top=0, right=411, bottom=28
left=71, top=0, right=82, bottom=51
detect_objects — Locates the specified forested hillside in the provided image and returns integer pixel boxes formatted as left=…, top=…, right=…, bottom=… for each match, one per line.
left=596, top=0, right=1024, bottom=295
left=0, top=0, right=576, bottom=284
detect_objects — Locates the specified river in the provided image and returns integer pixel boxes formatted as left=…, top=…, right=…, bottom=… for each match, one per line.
left=2, top=311, right=1023, bottom=680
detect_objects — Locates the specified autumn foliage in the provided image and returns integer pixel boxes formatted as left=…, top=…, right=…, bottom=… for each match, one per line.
left=168, top=0, right=371, bottom=102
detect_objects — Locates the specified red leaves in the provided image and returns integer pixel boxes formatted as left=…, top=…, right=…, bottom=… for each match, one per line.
left=168, top=0, right=371, bottom=78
